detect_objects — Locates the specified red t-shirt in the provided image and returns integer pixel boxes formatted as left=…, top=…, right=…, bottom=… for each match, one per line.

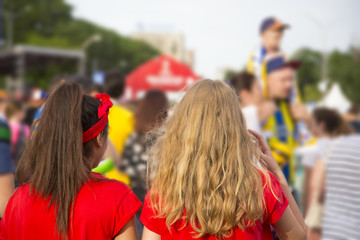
left=0, top=173, right=142, bottom=240
left=140, top=171, right=288, bottom=240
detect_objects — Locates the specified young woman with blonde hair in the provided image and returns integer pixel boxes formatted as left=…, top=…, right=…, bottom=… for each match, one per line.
left=141, top=80, right=306, bottom=239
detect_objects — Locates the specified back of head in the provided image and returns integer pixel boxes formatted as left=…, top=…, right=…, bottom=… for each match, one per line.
left=104, top=70, right=125, bottom=99
left=264, top=54, right=298, bottom=100
left=16, top=82, right=108, bottom=238
left=86, top=84, right=104, bottom=96
left=135, top=90, right=168, bottom=134
left=148, top=80, right=267, bottom=238
left=313, top=107, right=353, bottom=136
left=260, top=17, right=289, bottom=51
left=229, top=72, right=256, bottom=96
left=5, top=99, right=23, bottom=119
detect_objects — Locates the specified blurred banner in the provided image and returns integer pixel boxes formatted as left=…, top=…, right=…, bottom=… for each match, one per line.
left=125, top=55, right=200, bottom=100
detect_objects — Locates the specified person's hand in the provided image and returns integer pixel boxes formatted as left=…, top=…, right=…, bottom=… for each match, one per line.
left=290, top=103, right=309, bottom=122
left=258, top=100, right=277, bottom=122
left=248, top=130, right=282, bottom=176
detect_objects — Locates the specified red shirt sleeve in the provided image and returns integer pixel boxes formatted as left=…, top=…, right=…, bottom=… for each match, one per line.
left=140, top=191, right=167, bottom=235
left=113, top=187, right=142, bottom=238
left=263, top=171, right=289, bottom=224
left=0, top=219, right=3, bottom=239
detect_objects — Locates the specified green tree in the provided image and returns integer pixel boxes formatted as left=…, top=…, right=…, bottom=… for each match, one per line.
left=2, top=0, right=159, bottom=89
left=292, top=47, right=322, bottom=102
left=328, top=47, right=360, bottom=104
left=4, top=0, right=72, bottom=44
left=223, top=69, right=237, bottom=82
left=54, top=19, right=159, bottom=74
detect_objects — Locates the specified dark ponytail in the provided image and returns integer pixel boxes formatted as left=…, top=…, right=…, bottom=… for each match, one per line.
left=16, top=82, right=106, bottom=238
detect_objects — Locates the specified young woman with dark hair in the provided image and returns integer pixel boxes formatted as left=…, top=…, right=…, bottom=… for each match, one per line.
left=0, top=82, right=141, bottom=240
left=304, top=107, right=353, bottom=240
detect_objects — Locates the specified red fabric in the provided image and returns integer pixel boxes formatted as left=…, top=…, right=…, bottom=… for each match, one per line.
left=83, top=93, right=113, bottom=143
left=125, top=55, right=200, bottom=100
left=94, top=94, right=113, bottom=119
left=82, top=114, right=108, bottom=143
left=140, top=171, right=288, bottom=240
left=0, top=173, right=142, bottom=240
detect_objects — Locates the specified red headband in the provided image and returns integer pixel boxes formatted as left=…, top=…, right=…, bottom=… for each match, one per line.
left=82, top=93, right=113, bottom=143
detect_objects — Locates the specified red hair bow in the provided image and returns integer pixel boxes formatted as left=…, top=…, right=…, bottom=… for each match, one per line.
left=82, top=93, right=113, bottom=143
left=95, top=93, right=113, bottom=119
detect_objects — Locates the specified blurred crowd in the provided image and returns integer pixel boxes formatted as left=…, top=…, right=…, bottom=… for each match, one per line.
left=0, top=16, right=359, bottom=240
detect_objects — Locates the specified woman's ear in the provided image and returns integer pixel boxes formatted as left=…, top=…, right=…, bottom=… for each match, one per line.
left=95, top=134, right=103, bottom=148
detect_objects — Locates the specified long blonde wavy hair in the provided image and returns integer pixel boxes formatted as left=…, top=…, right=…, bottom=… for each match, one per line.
left=148, top=80, right=271, bottom=238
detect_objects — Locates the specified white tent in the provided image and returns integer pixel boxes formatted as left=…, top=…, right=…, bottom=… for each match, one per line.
left=317, top=83, right=351, bottom=113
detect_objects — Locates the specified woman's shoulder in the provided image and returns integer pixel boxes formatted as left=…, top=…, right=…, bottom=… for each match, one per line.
left=88, top=173, right=132, bottom=196
left=85, top=173, right=143, bottom=209
left=258, top=170, right=289, bottom=224
left=6, top=184, right=32, bottom=206
left=257, top=169, right=275, bottom=183
left=12, top=183, right=31, bottom=195
left=257, top=169, right=286, bottom=204
left=85, top=174, right=142, bottom=217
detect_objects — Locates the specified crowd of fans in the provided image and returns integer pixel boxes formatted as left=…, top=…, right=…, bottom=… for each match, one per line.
left=0, top=16, right=359, bottom=240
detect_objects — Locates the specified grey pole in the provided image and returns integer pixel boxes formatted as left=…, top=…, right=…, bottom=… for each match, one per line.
left=15, top=51, right=25, bottom=92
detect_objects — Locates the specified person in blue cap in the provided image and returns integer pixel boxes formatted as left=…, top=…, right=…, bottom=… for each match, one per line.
left=261, top=54, right=310, bottom=185
left=247, top=17, right=290, bottom=95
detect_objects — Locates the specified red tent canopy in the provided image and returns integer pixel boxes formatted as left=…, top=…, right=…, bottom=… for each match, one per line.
left=125, top=55, right=200, bottom=100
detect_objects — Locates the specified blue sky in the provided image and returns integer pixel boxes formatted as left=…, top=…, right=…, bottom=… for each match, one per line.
left=66, top=0, right=359, bottom=78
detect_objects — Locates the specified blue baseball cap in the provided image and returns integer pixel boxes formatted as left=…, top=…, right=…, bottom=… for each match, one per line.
left=266, top=56, right=301, bottom=74
left=260, top=17, right=290, bottom=34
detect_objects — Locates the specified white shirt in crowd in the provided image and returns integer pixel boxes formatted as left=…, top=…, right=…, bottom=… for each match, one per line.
left=299, top=138, right=332, bottom=168
left=323, top=134, right=360, bottom=240
left=241, top=105, right=262, bottom=133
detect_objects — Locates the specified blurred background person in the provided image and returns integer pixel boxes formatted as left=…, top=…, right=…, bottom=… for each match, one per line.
left=228, top=71, right=276, bottom=133
left=6, top=99, right=30, bottom=168
left=304, top=108, right=353, bottom=239
left=307, top=133, right=360, bottom=240
left=104, top=70, right=135, bottom=156
left=96, top=70, right=135, bottom=184
left=0, top=90, right=15, bottom=218
left=247, top=17, right=289, bottom=88
left=86, top=84, right=104, bottom=97
left=343, top=104, right=360, bottom=133
left=24, top=87, right=47, bottom=127
left=121, top=90, right=168, bottom=205
left=261, top=54, right=307, bottom=185
left=303, top=108, right=353, bottom=215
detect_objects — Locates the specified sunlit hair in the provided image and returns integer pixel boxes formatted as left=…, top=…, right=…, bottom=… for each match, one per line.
left=148, top=80, right=272, bottom=238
